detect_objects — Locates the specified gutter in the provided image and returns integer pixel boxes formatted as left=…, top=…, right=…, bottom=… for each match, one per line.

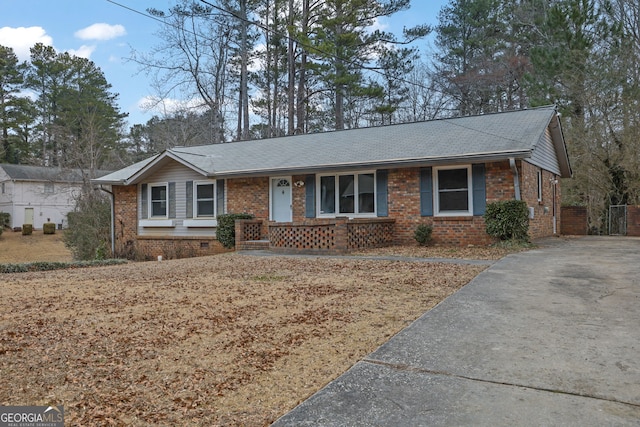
left=509, top=158, right=521, bottom=200
left=98, top=185, right=116, bottom=256
left=205, top=151, right=534, bottom=180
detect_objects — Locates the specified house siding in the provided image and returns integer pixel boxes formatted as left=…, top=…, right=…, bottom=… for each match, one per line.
left=529, top=128, right=562, bottom=176
left=0, top=179, right=77, bottom=229
left=137, top=159, right=217, bottom=238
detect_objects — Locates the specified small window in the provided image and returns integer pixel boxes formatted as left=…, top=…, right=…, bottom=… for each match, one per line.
left=434, top=166, right=472, bottom=216
left=44, top=182, right=54, bottom=194
left=537, top=170, right=543, bottom=202
left=150, top=184, right=168, bottom=217
left=196, top=183, right=215, bottom=217
left=358, top=173, right=375, bottom=213
left=1, top=182, right=5, bottom=194
left=320, top=176, right=336, bottom=214
left=318, top=172, right=376, bottom=217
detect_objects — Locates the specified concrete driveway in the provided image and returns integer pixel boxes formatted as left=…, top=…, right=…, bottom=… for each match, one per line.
left=272, top=236, right=640, bottom=426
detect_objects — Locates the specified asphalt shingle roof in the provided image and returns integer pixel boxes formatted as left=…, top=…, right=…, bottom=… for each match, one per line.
left=94, top=106, right=568, bottom=185
left=1, top=164, right=112, bottom=182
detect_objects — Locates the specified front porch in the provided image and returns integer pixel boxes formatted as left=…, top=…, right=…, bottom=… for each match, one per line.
left=235, top=218, right=396, bottom=255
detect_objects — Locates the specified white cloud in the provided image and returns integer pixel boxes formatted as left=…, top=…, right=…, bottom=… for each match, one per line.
left=0, top=26, right=53, bottom=61
left=74, top=23, right=126, bottom=41
left=137, top=96, right=208, bottom=116
left=67, top=44, right=96, bottom=59
left=370, top=17, right=389, bottom=33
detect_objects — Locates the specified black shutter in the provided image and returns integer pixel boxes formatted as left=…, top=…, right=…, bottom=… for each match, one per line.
left=168, top=182, right=176, bottom=218
left=216, top=179, right=225, bottom=215
left=140, top=184, right=148, bottom=219
left=472, top=164, right=486, bottom=215
left=305, top=175, right=316, bottom=218
left=186, top=181, right=193, bottom=218
left=420, top=167, right=433, bottom=216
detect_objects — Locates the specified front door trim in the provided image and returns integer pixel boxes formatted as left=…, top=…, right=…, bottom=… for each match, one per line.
left=270, top=176, right=292, bottom=222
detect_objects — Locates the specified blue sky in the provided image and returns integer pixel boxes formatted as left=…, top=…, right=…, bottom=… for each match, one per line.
left=1, top=0, right=448, bottom=129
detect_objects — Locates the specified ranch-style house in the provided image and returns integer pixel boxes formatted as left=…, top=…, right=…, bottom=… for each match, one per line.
left=93, top=105, right=571, bottom=259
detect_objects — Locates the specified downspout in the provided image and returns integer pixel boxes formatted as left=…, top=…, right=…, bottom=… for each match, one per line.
left=509, top=158, right=521, bottom=201
left=552, top=176, right=558, bottom=234
left=99, top=185, right=116, bottom=256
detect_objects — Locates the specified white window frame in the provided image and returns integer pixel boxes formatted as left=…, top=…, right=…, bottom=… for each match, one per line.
left=537, top=170, right=543, bottom=202
left=434, top=165, right=473, bottom=217
left=194, top=180, right=216, bottom=218
left=44, top=182, right=54, bottom=194
left=316, top=171, right=376, bottom=218
left=149, top=182, right=169, bottom=219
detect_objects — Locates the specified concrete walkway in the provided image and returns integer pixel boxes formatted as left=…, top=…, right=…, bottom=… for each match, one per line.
left=272, top=236, right=640, bottom=426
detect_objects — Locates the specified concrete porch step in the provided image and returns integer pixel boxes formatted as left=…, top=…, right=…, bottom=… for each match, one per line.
left=238, top=240, right=270, bottom=250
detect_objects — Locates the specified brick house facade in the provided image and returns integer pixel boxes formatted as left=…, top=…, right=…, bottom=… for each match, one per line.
left=96, top=107, right=571, bottom=259
left=109, top=157, right=563, bottom=259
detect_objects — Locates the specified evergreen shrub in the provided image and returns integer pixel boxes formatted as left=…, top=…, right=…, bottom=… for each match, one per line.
left=414, top=224, right=433, bottom=246
left=0, top=212, right=9, bottom=233
left=484, top=200, right=529, bottom=241
left=217, top=213, right=254, bottom=249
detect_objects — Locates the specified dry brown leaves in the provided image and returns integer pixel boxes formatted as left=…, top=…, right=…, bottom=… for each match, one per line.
left=353, top=244, right=523, bottom=260
left=0, top=253, right=487, bottom=426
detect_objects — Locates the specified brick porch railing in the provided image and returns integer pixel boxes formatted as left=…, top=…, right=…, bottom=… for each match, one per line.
left=235, top=219, right=269, bottom=250
left=236, top=217, right=395, bottom=254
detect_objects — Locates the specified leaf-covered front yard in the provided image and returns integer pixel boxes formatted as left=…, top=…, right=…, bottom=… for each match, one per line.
left=1, top=252, right=487, bottom=426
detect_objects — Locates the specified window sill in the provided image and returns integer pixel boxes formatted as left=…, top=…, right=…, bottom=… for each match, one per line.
left=433, top=215, right=474, bottom=221
left=183, top=219, right=218, bottom=227
left=317, top=214, right=377, bottom=219
left=140, top=219, right=174, bottom=227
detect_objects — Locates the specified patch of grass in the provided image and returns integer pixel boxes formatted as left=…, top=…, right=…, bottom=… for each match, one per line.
left=490, top=239, right=536, bottom=251
left=251, top=274, right=288, bottom=282
left=0, top=259, right=128, bottom=274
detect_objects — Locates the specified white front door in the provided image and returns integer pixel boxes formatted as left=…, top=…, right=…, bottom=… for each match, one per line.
left=271, top=177, right=292, bottom=222
left=24, top=208, right=34, bottom=225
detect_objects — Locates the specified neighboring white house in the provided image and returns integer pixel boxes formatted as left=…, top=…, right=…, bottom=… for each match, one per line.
left=0, top=164, right=111, bottom=230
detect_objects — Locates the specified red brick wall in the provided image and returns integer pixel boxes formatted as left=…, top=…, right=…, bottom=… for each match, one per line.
left=135, top=236, right=229, bottom=260
left=113, top=185, right=138, bottom=258
left=227, top=177, right=269, bottom=218
left=431, top=216, right=494, bottom=245
left=520, top=161, right=561, bottom=239
left=626, top=206, right=640, bottom=236
left=560, top=206, right=588, bottom=235
left=386, top=162, right=514, bottom=246
left=292, top=175, right=307, bottom=221
left=387, top=168, right=422, bottom=243
left=485, top=161, right=514, bottom=201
